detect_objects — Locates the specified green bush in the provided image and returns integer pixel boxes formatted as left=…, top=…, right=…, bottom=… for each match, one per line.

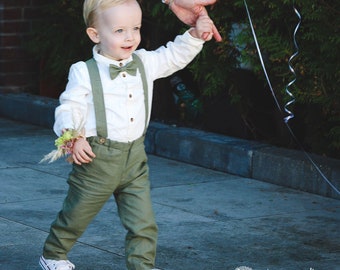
left=147, top=0, right=339, bottom=158
left=231, top=0, right=340, bottom=158
left=26, top=0, right=93, bottom=94
left=26, top=0, right=339, bottom=158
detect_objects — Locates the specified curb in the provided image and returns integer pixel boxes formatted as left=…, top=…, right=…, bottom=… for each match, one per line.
left=1, top=93, right=339, bottom=200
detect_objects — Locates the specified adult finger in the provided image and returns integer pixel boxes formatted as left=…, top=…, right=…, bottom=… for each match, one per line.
left=212, top=23, right=222, bottom=42
left=195, top=0, right=218, bottom=7
left=198, top=8, right=222, bottom=42
left=201, top=23, right=222, bottom=42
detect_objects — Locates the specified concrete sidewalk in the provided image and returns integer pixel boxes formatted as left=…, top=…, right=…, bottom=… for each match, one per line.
left=0, top=93, right=339, bottom=200
left=0, top=117, right=339, bottom=270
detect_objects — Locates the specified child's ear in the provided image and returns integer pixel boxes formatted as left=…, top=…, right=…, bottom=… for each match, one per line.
left=86, top=27, right=100, bottom=43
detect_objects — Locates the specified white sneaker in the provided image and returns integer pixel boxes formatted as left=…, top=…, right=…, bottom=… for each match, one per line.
left=39, top=256, right=75, bottom=270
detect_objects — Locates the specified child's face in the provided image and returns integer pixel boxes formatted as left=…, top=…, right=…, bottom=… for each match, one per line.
left=90, top=0, right=142, bottom=61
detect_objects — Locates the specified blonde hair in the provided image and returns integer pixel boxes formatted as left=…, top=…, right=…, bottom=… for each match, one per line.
left=83, top=0, right=128, bottom=27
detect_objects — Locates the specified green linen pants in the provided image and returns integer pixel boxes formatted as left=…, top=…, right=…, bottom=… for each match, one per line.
left=42, top=135, right=158, bottom=269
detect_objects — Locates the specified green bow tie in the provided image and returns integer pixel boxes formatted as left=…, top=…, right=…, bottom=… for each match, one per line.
left=109, top=61, right=138, bottom=80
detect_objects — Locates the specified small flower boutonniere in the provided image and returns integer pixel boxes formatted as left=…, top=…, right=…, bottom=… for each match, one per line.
left=40, top=128, right=85, bottom=164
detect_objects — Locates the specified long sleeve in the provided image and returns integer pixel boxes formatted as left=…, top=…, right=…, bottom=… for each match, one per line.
left=135, top=30, right=204, bottom=81
left=53, top=63, right=91, bottom=137
left=53, top=30, right=204, bottom=142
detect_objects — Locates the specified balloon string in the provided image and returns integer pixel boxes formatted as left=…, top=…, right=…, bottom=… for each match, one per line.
left=243, top=0, right=340, bottom=196
left=243, top=1, right=282, bottom=112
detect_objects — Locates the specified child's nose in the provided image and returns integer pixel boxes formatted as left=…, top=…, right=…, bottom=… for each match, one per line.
left=125, top=30, right=134, bottom=41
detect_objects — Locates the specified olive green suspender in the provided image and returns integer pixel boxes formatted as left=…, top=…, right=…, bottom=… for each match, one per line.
left=85, top=54, right=149, bottom=139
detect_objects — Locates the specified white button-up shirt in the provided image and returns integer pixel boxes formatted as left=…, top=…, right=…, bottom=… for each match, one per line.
left=54, top=31, right=204, bottom=142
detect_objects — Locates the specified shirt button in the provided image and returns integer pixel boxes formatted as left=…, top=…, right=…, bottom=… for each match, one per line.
left=129, top=94, right=132, bottom=98
left=130, top=118, right=134, bottom=122
left=119, top=62, right=123, bottom=67
left=122, top=73, right=126, bottom=77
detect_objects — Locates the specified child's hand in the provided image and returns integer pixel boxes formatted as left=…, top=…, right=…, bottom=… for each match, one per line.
left=72, top=138, right=96, bottom=165
left=189, top=14, right=214, bottom=41
left=168, top=0, right=222, bottom=42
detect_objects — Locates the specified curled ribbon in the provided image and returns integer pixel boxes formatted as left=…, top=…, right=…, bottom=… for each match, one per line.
left=243, top=0, right=340, bottom=196
left=284, top=6, right=301, bottom=124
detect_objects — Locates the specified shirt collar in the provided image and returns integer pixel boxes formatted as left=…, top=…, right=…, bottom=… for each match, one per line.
left=92, top=45, right=133, bottom=67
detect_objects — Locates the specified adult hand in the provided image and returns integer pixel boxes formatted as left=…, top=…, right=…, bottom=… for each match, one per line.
left=169, top=0, right=222, bottom=42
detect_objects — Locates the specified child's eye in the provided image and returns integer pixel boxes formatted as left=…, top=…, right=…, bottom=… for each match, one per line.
left=133, top=26, right=140, bottom=31
left=115, top=29, right=123, bottom=33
